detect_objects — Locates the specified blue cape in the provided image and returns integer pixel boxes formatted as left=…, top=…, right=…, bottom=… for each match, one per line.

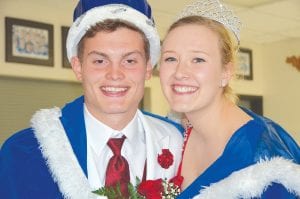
left=177, top=108, right=300, bottom=199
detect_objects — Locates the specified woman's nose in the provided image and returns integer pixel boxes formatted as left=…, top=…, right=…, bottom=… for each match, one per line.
left=174, top=61, right=189, bottom=80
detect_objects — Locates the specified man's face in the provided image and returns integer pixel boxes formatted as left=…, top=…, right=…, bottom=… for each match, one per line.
left=72, top=27, right=152, bottom=125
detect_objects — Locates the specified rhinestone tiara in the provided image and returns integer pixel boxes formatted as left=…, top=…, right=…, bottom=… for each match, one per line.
left=176, top=0, right=242, bottom=44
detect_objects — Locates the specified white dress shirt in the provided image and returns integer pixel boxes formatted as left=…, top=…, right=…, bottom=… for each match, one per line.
left=84, top=105, right=146, bottom=190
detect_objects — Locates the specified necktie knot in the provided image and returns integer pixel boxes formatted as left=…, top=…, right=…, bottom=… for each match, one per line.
left=107, top=136, right=126, bottom=156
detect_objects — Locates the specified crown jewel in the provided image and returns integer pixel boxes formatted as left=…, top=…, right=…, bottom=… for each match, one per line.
left=176, top=0, right=242, bottom=43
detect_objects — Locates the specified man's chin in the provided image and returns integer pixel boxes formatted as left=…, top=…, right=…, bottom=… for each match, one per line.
left=102, top=106, right=136, bottom=115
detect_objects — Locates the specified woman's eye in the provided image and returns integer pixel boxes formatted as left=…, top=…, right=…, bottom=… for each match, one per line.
left=164, top=57, right=177, bottom=62
left=193, top=57, right=205, bottom=63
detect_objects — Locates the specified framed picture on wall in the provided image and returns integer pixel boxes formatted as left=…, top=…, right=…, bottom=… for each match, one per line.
left=237, top=48, right=253, bottom=80
left=61, top=26, right=71, bottom=68
left=5, top=17, right=54, bottom=66
left=238, top=94, right=263, bottom=115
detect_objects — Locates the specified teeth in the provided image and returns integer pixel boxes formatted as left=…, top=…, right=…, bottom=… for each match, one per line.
left=173, top=86, right=197, bottom=93
left=102, top=87, right=127, bottom=92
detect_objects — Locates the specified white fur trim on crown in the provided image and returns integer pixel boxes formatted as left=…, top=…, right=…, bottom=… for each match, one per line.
left=66, top=4, right=160, bottom=67
left=193, top=157, right=300, bottom=199
left=31, top=108, right=104, bottom=199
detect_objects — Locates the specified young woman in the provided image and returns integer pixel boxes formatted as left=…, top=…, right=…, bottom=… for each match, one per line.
left=159, top=0, right=300, bottom=198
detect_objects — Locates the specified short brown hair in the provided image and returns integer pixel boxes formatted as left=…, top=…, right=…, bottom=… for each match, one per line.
left=77, top=19, right=150, bottom=61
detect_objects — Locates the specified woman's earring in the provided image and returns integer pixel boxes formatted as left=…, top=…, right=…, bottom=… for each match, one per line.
left=220, top=79, right=227, bottom=88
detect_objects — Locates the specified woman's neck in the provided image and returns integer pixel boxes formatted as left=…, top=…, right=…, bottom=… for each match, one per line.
left=186, top=99, right=230, bottom=143
left=185, top=99, right=252, bottom=147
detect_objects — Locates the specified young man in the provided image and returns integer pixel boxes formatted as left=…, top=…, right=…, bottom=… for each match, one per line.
left=0, top=0, right=183, bottom=198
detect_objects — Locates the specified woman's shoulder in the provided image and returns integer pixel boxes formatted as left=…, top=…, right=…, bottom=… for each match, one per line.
left=240, top=108, right=300, bottom=163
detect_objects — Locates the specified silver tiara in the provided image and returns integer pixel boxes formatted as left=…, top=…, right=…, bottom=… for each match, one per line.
left=176, top=0, right=242, bottom=44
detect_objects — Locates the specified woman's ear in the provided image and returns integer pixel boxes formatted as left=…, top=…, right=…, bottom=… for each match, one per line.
left=71, top=56, right=83, bottom=81
left=221, top=62, right=234, bottom=87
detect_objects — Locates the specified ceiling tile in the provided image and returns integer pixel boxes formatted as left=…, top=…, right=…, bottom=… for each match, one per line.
left=254, top=0, right=300, bottom=21
left=224, top=0, right=282, bottom=7
left=238, top=10, right=299, bottom=33
left=280, top=26, right=300, bottom=38
left=149, top=0, right=300, bottom=44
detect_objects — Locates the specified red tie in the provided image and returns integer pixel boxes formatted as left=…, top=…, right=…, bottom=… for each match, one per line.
left=105, top=136, right=130, bottom=198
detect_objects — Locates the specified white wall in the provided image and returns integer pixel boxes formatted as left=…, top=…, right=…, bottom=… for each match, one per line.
left=262, top=38, right=300, bottom=142
left=0, top=0, right=77, bottom=81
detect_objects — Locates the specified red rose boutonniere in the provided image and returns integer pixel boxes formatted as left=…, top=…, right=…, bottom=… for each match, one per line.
left=157, top=149, right=174, bottom=169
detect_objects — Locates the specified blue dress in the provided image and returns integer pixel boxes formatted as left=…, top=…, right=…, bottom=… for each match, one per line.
left=177, top=108, right=300, bottom=199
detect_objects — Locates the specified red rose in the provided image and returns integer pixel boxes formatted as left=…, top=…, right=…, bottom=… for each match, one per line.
left=157, top=149, right=174, bottom=169
left=137, top=179, right=163, bottom=199
left=169, top=175, right=184, bottom=187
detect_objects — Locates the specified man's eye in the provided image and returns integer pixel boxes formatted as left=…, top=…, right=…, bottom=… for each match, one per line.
left=125, top=59, right=136, bottom=64
left=93, top=59, right=104, bottom=64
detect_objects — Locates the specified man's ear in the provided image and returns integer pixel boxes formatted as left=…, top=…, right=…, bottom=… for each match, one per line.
left=71, top=56, right=83, bottom=81
left=145, top=60, right=153, bottom=80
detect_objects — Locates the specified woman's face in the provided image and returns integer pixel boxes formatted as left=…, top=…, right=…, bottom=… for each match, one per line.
left=159, top=24, right=230, bottom=114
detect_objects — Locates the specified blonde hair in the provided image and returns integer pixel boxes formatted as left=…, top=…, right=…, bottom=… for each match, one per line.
left=166, top=16, right=239, bottom=103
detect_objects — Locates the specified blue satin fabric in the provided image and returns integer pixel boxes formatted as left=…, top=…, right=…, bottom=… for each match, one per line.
left=0, top=96, right=88, bottom=198
left=73, top=0, right=153, bottom=21
left=177, top=108, right=300, bottom=199
left=0, top=129, right=63, bottom=198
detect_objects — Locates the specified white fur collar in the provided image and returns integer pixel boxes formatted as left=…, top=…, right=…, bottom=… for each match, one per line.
left=31, top=107, right=101, bottom=199
left=193, top=157, right=300, bottom=199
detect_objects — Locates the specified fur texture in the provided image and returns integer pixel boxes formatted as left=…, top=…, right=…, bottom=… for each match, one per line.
left=67, top=4, right=160, bottom=66
left=31, top=108, right=100, bottom=199
left=193, top=157, right=300, bottom=199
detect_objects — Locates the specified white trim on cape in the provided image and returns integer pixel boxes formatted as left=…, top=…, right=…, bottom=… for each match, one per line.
left=193, top=157, right=300, bottom=199
left=31, top=107, right=103, bottom=199
left=30, top=107, right=182, bottom=199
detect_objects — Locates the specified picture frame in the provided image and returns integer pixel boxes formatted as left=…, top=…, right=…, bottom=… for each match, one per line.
left=5, top=17, right=54, bottom=66
left=238, top=94, right=263, bottom=115
left=61, top=26, right=71, bottom=68
left=237, top=48, right=253, bottom=80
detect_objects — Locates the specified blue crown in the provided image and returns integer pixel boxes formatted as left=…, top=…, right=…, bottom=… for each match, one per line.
left=67, top=0, right=161, bottom=66
left=73, top=0, right=153, bottom=21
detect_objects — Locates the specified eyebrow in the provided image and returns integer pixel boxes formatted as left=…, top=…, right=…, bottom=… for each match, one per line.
left=162, top=50, right=209, bottom=56
left=123, top=50, right=144, bottom=58
left=87, top=51, right=108, bottom=58
left=161, top=50, right=176, bottom=54
left=87, top=50, right=144, bottom=58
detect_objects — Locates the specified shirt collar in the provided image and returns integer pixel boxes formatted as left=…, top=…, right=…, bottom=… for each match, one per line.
left=84, top=104, right=144, bottom=155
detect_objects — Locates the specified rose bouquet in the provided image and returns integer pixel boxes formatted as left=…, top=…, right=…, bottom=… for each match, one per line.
left=93, top=176, right=182, bottom=199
